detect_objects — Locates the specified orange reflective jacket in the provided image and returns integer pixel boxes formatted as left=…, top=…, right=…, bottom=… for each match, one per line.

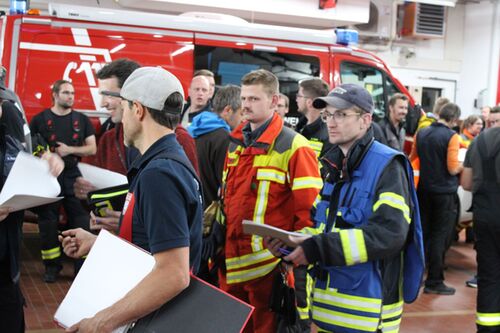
left=221, top=114, right=322, bottom=285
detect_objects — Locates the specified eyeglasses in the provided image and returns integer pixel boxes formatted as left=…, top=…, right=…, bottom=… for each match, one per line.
left=320, top=110, right=362, bottom=123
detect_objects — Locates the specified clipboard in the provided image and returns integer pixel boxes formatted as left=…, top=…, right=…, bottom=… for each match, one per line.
left=87, top=184, right=129, bottom=217
left=242, top=220, right=308, bottom=247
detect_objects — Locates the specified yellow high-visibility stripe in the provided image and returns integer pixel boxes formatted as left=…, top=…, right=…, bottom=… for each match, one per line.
left=226, top=249, right=276, bottom=269
left=380, top=317, right=402, bottom=333
left=251, top=180, right=271, bottom=252
left=476, top=312, right=500, bottom=326
left=312, top=305, right=380, bottom=332
left=340, top=229, right=368, bottom=265
left=41, top=247, right=61, bottom=260
left=292, top=176, right=323, bottom=191
left=373, top=192, right=411, bottom=224
left=314, top=288, right=381, bottom=313
left=226, top=258, right=279, bottom=284
left=256, top=168, right=286, bottom=184
left=90, top=189, right=128, bottom=200
left=382, top=301, right=403, bottom=319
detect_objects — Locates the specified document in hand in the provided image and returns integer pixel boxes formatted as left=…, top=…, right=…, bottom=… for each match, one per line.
left=87, top=184, right=129, bottom=217
left=78, top=162, right=128, bottom=189
left=242, top=220, right=308, bottom=247
left=0, top=152, right=62, bottom=211
left=54, top=230, right=254, bottom=333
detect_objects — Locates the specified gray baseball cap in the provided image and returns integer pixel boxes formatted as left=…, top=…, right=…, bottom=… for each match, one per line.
left=313, top=83, right=374, bottom=114
left=0, top=82, right=16, bottom=101
left=120, top=67, right=184, bottom=111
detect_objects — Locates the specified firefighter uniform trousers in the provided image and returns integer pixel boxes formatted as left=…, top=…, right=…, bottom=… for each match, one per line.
left=38, top=167, right=89, bottom=267
left=473, top=149, right=500, bottom=332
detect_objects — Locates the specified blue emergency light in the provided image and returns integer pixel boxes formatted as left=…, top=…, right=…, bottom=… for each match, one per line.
left=9, top=0, right=28, bottom=14
left=336, top=29, right=358, bottom=46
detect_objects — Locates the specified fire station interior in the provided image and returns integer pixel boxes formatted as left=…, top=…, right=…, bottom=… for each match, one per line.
left=0, top=0, right=499, bottom=332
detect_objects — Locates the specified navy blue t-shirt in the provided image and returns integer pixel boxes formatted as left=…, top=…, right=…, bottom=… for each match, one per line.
left=123, top=134, right=202, bottom=273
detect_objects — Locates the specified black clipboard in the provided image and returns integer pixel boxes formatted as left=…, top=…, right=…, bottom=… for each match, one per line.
left=87, top=184, right=129, bottom=217
left=129, top=274, right=254, bottom=333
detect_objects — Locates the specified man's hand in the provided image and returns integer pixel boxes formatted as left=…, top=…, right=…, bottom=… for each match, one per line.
left=56, top=141, right=73, bottom=157
left=74, top=177, right=96, bottom=200
left=284, top=246, right=310, bottom=266
left=0, top=206, right=12, bottom=222
left=90, top=210, right=120, bottom=233
left=66, top=311, right=115, bottom=333
left=41, top=151, right=64, bottom=177
left=59, top=228, right=97, bottom=259
left=264, top=236, right=286, bottom=258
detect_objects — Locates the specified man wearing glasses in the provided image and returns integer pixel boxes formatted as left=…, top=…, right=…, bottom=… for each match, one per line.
left=266, top=83, right=424, bottom=333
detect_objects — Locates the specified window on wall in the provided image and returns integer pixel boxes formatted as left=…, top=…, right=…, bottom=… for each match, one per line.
left=340, top=62, right=389, bottom=121
left=194, top=46, right=320, bottom=127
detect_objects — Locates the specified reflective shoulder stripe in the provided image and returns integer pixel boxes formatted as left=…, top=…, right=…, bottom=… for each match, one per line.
left=373, top=192, right=411, bottom=224
left=476, top=312, right=500, bottom=326
left=256, top=168, right=286, bottom=184
left=309, top=140, right=324, bottom=156
left=292, top=176, right=323, bottom=191
left=340, top=229, right=368, bottom=265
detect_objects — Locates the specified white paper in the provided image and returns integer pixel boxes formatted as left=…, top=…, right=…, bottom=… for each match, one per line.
left=78, top=163, right=128, bottom=189
left=0, top=152, right=62, bottom=211
left=54, top=230, right=155, bottom=333
left=458, top=148, right=467, bottom=163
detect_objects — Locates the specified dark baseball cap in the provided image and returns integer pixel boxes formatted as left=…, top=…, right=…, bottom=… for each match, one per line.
left=313, top=83, right=374, bottom=114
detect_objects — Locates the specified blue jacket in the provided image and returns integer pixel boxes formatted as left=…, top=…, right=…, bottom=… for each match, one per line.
left=188, top=111, right=230, bottom=139
left=301, top=131, right=424, bottom=333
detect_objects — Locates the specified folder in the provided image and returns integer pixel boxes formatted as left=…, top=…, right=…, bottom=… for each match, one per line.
left=54, top=230, right=254, bottom=333
left=242, top=220, right=309, bottom=247
left=87, top=184, right=128, bottom=217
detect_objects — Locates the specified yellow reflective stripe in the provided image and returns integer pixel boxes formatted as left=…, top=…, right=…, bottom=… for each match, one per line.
left=309, top=140, right=323, bottom=156
left=312, top=305, right=380, bottom=332
left=381, top=317, right=402, bottom=333
left=292, top=176, right=323, bottom=191
left=373, top=192, right=411, bottom=224
left=90, top=189, right=128, bottom=199
left=226, top=249, right=276, bottom=269
left=256, top=168, right=286, bottom=184
left=314, top=288, right=381, bottom=313
left=476, top=313, right=500, bottom=326
left=313, top=194, right=321, bottom=208
left=251, top=180, right=271, bottom=252
left=340, top=229, right=368, bottom=265
left=382, top=301, right=403, bottom=319
left=302, top=226, right=322, bottom=236
left=226, top=258, right=279, bottom=284
left=298, top=306, right=309, bottom=320
left=41, top=247, right=61, bottom=260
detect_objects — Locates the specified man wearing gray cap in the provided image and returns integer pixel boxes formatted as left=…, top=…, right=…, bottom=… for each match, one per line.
left=266, top=83, right=424, bottom=333
left=60, top=67, right=203, bottom=333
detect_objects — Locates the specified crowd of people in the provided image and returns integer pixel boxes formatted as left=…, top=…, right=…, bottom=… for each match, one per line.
left=0, top=59, right=499, bottom=333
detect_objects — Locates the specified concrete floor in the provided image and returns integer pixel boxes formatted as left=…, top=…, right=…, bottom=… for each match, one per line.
left=20, top=224, right=478, bottom=333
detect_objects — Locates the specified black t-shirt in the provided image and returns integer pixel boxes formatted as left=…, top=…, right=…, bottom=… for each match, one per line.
left=30, top=109, right=95, bottom=167
left=1, top=101, right=25, bottom=143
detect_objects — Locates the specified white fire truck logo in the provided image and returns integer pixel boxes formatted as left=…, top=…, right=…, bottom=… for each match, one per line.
left=19, top=28, right=112, bottom=113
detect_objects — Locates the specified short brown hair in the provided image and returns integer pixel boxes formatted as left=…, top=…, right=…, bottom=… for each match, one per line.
left=194, top=69, right=214, bottom=78
left=439, top=103, right=461, bottom=122
left=491, top=106, right=500, bottom=114
left=299, top=78, right=329, bottom=99
left=52, top=79, right=72, bottom=95
left=241, top=69, right=279, bottom=96
left=388, top=93, right=409, bottom=107
left=278, top=93, right=289, bottom=108
left=433, top=97, right=450, bottom=116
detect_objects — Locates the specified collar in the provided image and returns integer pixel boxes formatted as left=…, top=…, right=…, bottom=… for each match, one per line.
left=321, top=127, right=374, bottom=182
left=300, top=116, right=323, bottom=137
left=462, top=128, right=475, bottom=140
left=231, top=113, right=284, bottom=152
left=128, top=133, right=176, bottom=180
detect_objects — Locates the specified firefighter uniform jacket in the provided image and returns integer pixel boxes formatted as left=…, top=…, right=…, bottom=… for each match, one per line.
left=301, top=130, right=424, bottom=333
left=222, top=113, right=322, bottom=285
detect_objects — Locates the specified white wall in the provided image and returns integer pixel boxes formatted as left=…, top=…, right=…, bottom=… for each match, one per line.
left=368, top=1, right=499, bottom=117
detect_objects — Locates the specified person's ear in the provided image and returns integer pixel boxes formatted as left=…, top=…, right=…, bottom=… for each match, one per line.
left=135, top=102, right=146, bottom=120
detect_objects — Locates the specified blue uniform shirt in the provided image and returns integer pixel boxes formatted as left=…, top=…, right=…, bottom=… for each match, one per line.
left=123, top=133, right=202, bottom=273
